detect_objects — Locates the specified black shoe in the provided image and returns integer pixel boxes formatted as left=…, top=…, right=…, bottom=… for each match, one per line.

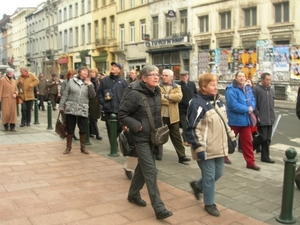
left=124, top=169, right=132, bottom=179
left=204, top=204, right=220, bottom=217
left=155, top=209, right=173, bottom=220
left=42, top=109, right=46, bottom=111
left=20, top=124, right=26, bottom=127
left=238, top=149, right=242, bottom=153
left=190, top=181, right=202, bottom=200
left=27, top=124, right=31, bottom=127
left=90, top=134, right=94, bottom=138
left=179, top=156, right=191, bottom=163
left=127, top=197, right=146, bottom=207
left=155, top=155, right=162, bottom=161
left=53, top=108, right=57, bottom=111
left=261, top=158, right=275, bottom=163
left=4, top=124, right=9, bottom=131
left=96, top=135, right=103, bottom=140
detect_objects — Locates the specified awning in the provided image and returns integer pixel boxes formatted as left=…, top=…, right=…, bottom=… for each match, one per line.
left=146, top=45, right=192, bottom=54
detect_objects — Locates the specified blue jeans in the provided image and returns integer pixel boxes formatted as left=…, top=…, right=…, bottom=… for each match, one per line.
left=197, top=157, right=224, bottom=205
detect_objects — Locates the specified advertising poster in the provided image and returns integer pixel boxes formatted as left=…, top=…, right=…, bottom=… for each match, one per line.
left=290, top=46, right=300, bottom=63
left=290, top=63, right=300, bottom=80
left=273, top=71, right=290, bottom=81
left=198, top=51, right=210, bottom=74
left=273, top=46, right=289, bottom=72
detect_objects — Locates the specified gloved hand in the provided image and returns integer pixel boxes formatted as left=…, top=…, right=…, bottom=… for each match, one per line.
left=197, top=151, right=206, bottom=160
left=232, top=140, right=237, bottom=148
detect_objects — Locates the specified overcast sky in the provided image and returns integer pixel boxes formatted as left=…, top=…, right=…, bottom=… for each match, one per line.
left=1, top=0, right=44, bottom=19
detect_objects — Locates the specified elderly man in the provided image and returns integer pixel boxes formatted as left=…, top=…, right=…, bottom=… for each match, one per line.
left=17, top=67, right=39, bottom=127
left=36, top=73, right=47, bottom=111
left=159, top=69, right=190, bottom=163
left=128, top=69, right=138, bottom=83
left=47, top=74, right=61, bottom=111
left=178, top=70, right=197, bottom=146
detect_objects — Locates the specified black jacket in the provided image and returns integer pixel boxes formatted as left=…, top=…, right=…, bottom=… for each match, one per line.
left=179, top=80, right=198, bottom=114
left=118, top=81, right=162, bottom=143
left=253, top=84, right=275, bottom=126
left=97, top=73, right=127, bottom=114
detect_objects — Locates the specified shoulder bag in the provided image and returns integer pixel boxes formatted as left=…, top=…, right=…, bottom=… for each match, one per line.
left=140, top=92, right=169, bottom=146
left=210, top=103, right=235, bottom=154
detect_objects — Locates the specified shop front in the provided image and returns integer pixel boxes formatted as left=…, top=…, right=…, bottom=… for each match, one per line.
left=58, top=55, right=69, bottom=78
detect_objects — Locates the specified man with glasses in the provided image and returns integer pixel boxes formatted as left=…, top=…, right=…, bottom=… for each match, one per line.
left=158, top=69, right=190, bottom=163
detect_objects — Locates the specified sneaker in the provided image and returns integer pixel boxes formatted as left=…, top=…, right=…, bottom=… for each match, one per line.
left=190, top=181, right=202, bottom=200
left=204, top=204, right=220, bottom=217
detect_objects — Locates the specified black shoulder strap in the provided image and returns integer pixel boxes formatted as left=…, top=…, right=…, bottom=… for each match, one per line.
left=139, top=92, right=155, bottom=132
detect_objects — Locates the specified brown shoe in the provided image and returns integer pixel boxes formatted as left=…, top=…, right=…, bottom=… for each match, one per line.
left=246, top=164, right=261, bottom=171
left=224, top=157, right=231, bottom=164
left=184, top=142, right=190, bottom=146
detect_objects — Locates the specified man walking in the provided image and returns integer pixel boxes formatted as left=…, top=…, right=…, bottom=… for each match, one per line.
left=252, top=72, right=275, bottom=163
left=159, top=69, right=190, bottom=163
left=47, top=74, right=61, bottom=111
left=97, top=62, right=127, bottom=145
left=36, top=73, right=47, bottom=111
left=17, top=67, right=39, bottom=127
left=178, top=70, right=197, bottom=146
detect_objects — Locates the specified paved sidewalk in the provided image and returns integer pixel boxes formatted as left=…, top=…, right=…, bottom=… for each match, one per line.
left=0, top=106, right=299, bottom=224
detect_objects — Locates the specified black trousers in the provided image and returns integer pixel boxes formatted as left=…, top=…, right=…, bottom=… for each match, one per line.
left=49, top=93, right=58, bottom=109
left=90, top=119, right=100, bottom=136
left=21, top=100, right=34, bottom=125
left=252, top=125, right=272, bottom=160
left=65, top=114, right=87, bottom=135
left=38, top=95, right=45, bottom=110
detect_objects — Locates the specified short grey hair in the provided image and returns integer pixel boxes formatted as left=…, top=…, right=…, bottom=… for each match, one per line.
left=140, top=65, right=159, bottom=77
left=20, top=67, right=28, bottom=72
left=162, top=69, right=173, bottom=77
left=6, top=68, right=15, bottom=75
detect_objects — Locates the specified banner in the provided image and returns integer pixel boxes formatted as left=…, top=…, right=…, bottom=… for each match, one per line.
left=273, top=46, right=289, bottom=72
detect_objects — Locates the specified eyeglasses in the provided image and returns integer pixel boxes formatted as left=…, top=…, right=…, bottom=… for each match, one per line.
left=162, top=75, right=169, bottom=77
left=147, top=73, right=159, bottom=77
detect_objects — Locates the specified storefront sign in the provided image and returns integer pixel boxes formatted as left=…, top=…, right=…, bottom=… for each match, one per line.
left=147, top=36, right=188, bottom=47
left=58, top=57, right=68, bottom=64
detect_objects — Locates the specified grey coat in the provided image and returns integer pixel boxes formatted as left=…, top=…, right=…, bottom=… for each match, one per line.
left=59, top=75, right=96, bottom=117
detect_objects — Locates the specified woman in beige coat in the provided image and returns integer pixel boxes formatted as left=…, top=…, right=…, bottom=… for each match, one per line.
left=0, top=68, right=18, bottom=131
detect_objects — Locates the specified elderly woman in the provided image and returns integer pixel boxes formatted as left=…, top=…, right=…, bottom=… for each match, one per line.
left=59, top=66, right=96, bottom=154
left=185, top=73, right=236, bottom=217
left=0, top=68, right=18, bottom=131
left=118, top=65, right=173, bottom=220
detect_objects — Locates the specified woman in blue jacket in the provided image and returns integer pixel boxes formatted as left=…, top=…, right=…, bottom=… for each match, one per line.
left=225, top=71, right=260, bottom=171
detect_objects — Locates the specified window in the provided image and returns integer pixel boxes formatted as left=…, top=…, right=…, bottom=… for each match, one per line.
left=152, top=16, right=158, bottom=39
left=69, top=5, right=73, bottom=19
left=94, top=20, right=99, bottom=39
left=244, top=7, right=257, bottom=27
left=102, top=18, right=107, bottom=43
left=110, top=16, right=115, bottom=38
left=120, top=0, right=124, bottom=10
left=220, top=11, right=231, bottom=30
left=75, top=27, right=78, bottom=46
left=81, top=25, right=85, bottom=45
left=75, top=3, right=78, bottom=17
left=64, top=30, right=68, bottom=51
left=102, top=0, right=106, bottom=6
left=69, top=28, right=73, bottom=47
left=140, top=19, right=146, bottom=41
left=130, top=22, right=135, bottom=43
left=87, top=0, right=91, bottom=12
left=166, top=17, right=172, bottom=37
left=180, top=10, right=188, bottom=33
left=199, top=15, right=209, bottom=33
left=275, top=2, right=289, bottom=23
left=120, top=25, right=125, bottom=50
left=58, top=10, right=62, bottom=23
left=94, top=0, right=98, bottom=9
left=130, top=0, right=134, bottom=8
left=63, top=8, right=67, bottom=21
left=141, top=0, right=145, bottom=4
left=81, top=0, right=85, bottom=14
left=87, top=23, right=91, bottom=43
left=59, top=31, right=62, bottom=49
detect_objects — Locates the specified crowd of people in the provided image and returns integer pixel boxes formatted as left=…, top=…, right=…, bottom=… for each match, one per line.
left=0, top=64, right=279, bottom=220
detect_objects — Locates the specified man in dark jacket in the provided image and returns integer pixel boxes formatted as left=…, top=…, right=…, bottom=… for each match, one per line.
left=36, top=73, right=47, bottom=111
left=178, top=70, right=197, bottom=146
left=252, top=72, right=275, bottom=163
left=97, top=62, right=127, bottom=145
left=118, top=65, right=173, bottom=220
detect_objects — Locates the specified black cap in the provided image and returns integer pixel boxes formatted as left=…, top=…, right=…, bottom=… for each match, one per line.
left=111, top=62, right=122, bottom=69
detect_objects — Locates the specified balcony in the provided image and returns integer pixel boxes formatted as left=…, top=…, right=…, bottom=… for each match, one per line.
left=111, top=42, right=127, bottom=53
left=94, top=38, right=109, bottom=47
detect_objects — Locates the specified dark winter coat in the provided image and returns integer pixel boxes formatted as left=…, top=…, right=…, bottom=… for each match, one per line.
left=178, top=80, right=198, bottom=114
left=89, top=77, right=100, bottom=120
left=118, top=81, right=162, bottom=143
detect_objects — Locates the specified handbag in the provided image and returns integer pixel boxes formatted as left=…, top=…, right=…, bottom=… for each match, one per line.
left=55, top=112, right=68, bottom=138
left=140, top=92, right=169, bottom=146
left=210, top=103, right=235, bottom=154
left=119, top=130, right=137, bottom=157
left=249, top=112, right=257, bottom=127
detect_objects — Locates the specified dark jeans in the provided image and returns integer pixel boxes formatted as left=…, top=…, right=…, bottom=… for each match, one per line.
left=49, top=93, right=58, bottom=109
left=163, top=117, right=186, bottom=158
left=129, top=141, right=166, bottom=213
left=104, top=112, right=122, bottom=145
left=21, top=100, right=34, bottom=125
left=38, top=95, right=45, bottom=110
left=65, top=114, right=87, bottom=135
left=252, top=125, right=272, bottom=160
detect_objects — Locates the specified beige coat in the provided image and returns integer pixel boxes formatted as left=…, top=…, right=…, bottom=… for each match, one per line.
left=0, top=76, right=18, bottom=124
left=159, top=81, right=183, bottom=124
left=17, top=72, right=39, bottom=101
